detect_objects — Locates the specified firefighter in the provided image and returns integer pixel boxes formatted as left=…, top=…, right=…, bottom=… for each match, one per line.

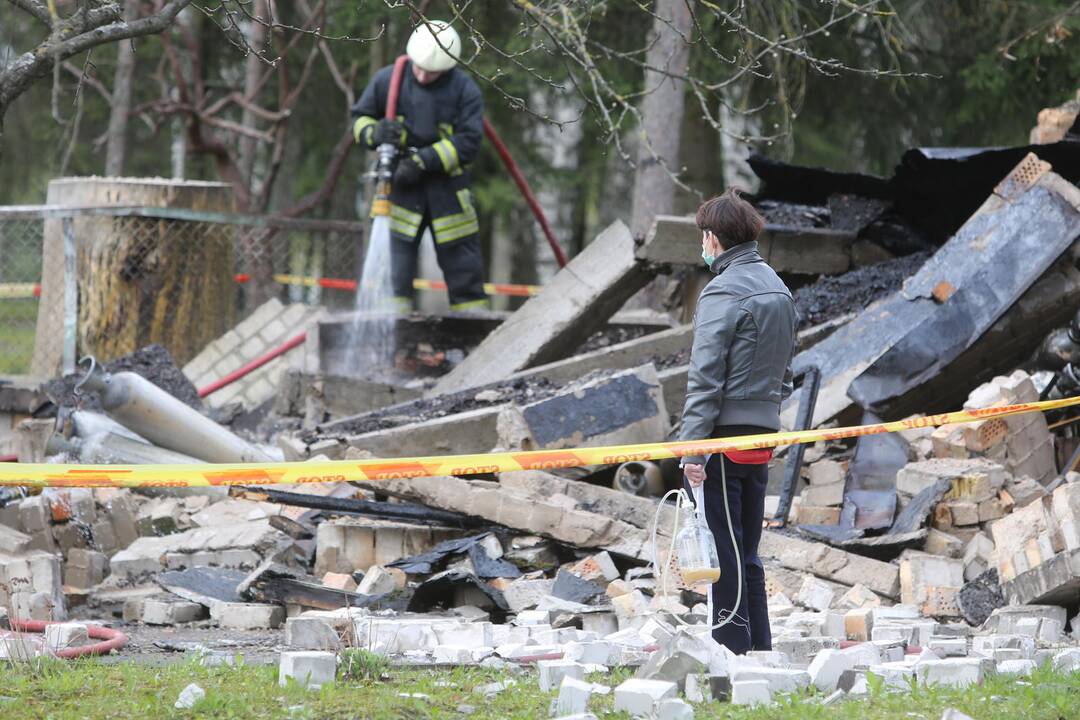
left=351, top=21, right=488, bottom=311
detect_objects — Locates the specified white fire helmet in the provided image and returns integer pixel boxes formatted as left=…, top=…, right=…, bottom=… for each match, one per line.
left=406, top=21, right=461, bottom=73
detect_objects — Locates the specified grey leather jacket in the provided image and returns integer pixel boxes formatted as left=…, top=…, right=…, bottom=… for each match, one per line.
left=679, top=241, right=797, bottom=464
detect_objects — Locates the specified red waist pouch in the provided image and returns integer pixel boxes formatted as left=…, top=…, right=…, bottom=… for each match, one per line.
left=722, top=448, right=774, bottom=465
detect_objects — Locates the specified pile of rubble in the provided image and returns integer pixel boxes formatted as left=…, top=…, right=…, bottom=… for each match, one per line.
left=4, top=97, right=1080, bottom=718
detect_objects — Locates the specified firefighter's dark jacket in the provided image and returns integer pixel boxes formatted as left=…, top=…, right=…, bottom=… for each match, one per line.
left=351, top=62, right=484, bottom=244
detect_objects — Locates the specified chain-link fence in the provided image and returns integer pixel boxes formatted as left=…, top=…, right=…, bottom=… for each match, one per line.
left=0, top=213, right=45, bottom=374
left=0, top=206, right=364, bottom=376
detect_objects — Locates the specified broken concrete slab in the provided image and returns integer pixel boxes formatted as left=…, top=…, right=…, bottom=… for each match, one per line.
left=285, top=616, right=342, bottom=650
left=510, top=325, right=690, bottom=388
left=788, top=154, right=1080, bottom=427
left=339, top=405, right=503, bottom=459
left=109, top=520, right=289, bottom=581
left=758, top=530, right=900, bottom=599
left=497, top=364, right=669, bottom=452
left=211, top=602, right=285, bottom=629
left=142, top=596, right=208, bottom=625
left=1000, top=549, right=1080, bottom=606
left=359, top=475, right=658, bottom=561
left=641, top=215, right=855, bottom=275
left=158, top=567, right=246, bottom=607
left=433, top=221, right=651, bottom=395
left=276, top=370, right=423, bottom=421
left=896, top=458, right=1006, bottom=501
left=314, top=518, right=465, bottom=577
left=496, top=470, right=676, bottom=535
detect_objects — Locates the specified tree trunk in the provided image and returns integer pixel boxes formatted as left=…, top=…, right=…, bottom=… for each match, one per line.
left=237, top=0, right=269, bottom=187
left=31, top=178, right=237, bottom=375
left=720, top=82, right=761, bottom=192
left=629, top=0, right=692, bottom=240
left=105, top=2, right=140, bottom=176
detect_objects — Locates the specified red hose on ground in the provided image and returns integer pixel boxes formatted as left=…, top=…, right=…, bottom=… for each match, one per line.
left=9, top=620, right=128, bottom=658
left=197, top=331, right=307, bottom=398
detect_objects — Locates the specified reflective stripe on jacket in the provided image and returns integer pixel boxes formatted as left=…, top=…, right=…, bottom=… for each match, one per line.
left=351, top=62, right=484, bottom=243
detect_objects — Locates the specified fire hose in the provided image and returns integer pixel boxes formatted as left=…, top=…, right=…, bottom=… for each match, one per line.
left=198, top=56, right=570, bottom=399
left=7, top=620, right=128, bottom=658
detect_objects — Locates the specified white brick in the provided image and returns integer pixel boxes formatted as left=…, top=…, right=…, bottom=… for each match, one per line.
left=613, top=678, right=676, bottom=715
left=433, top=645, right=493, bottom=664
left=285, top=617, right=341, bottom=650
left=563, top=641, right=617, bottom=666
left=538, top=659, right=585, bottom=693
left=211, top=602, right=284, bottom=629
left=174, top=683, right=205, bottom=709
left=142, top=598, right=205, bottom=625
left=279, top=651, right=336, bottom=689
left=916, top=658, right=983, bottom=688
left=434, top=621, right=493, bottom=647
left=868, top=662, right=915, bottom=690
left=731, top=679, right=773, bottom=707
left=1053, top=648, right=1080, bottom=672
left=555, top=676, right=593, bottom=716
left=358, top=565, right=398, bottom=596
left=654, top=697, right=695, bottom=719
left=927, top=637, right=967, bottom=657
left=731, top=667, right=810, bottom=694
left=797, top=576, right=835, bottom=612
left=44, top=622, right=88, bottom=652
left=514, top=609, right=551, bottom=627
left=996, top=659, right=1036, bottom=676
left=807, top=644, right=880, bottom=692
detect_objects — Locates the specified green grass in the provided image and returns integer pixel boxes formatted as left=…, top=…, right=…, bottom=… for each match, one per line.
left=2, top=658, right=1080, bottom=719
left=0, top=298, right=38, bottom=374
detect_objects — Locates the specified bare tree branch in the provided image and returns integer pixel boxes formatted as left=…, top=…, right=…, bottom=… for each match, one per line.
left=0, top=0, right=193, bottom=114
left=10, top=0, right=52, bottom=26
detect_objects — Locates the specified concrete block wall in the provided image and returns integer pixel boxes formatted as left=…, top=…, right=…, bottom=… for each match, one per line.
left=183, top=299, right=325, bottom=409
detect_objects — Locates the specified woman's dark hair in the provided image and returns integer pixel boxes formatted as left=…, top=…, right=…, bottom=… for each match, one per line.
left=695, top=188, right=764, bottom=248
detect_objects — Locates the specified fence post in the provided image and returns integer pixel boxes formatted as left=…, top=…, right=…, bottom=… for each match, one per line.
left=61, top=218, right=77, bottom=375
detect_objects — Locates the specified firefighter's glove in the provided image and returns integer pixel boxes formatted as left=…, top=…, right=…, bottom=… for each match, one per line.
left=394, top=154, right=425, bottom=188
left=373, top=119, right=407, bottom=147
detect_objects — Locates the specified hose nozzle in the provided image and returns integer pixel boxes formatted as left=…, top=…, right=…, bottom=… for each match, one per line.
left=371, top=143, right=398, bottom=217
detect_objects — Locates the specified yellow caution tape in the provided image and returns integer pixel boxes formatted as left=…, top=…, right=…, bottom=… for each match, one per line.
left=3, top=395, right=1079, bottom=489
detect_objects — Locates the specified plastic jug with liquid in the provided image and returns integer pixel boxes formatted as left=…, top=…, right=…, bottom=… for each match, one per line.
left=675, top=485, right=721, bottom=589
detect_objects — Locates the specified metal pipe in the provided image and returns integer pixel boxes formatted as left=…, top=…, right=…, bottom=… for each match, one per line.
left=772, top=365, right=821, bottom=527
left=198, top=331, right=307, bottom=398
left=79, top=364, right=273, bottom=463
left=50, top=432, right=203, bottom=466
left=613, top=460, right=664, bottom=497
left=70, top=410, right=146, bottom=442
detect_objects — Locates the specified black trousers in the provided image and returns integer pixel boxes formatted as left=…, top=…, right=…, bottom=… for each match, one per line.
left=390, top=213, right=487, bottom=310
left=683, top=425, right=772, bottom=654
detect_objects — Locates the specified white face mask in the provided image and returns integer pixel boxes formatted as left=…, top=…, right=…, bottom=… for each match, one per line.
left=701, top=231, right=720, bottom=267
